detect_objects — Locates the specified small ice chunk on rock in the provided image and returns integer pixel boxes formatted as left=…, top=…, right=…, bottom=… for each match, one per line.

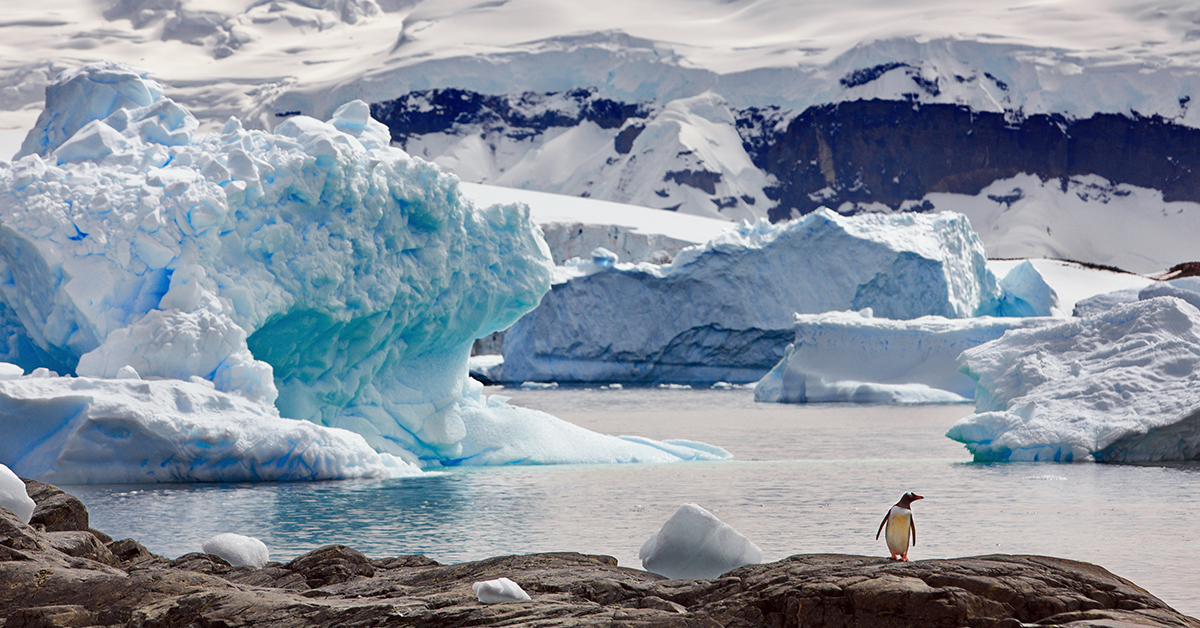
left=639, top=503, right=762, bottom=579
left=472, top=577, right=532, bottom=603
left=0, top=464, right=35, bottom=524
left=202, top=532, right=269, bottom=568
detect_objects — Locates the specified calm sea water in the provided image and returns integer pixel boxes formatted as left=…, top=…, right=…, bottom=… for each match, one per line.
left=67, top=387, right=1200, bottom=618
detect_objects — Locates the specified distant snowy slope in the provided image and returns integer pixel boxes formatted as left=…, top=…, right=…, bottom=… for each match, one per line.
left=459, top=181, right=734, bottom=263
left=3, top=0, right=1198, bottom=270
left=4, top=1, right=1200, bottom=131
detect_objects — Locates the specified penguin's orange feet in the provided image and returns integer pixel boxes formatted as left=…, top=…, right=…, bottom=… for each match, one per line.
left=900, top=554, right=909, bottom=562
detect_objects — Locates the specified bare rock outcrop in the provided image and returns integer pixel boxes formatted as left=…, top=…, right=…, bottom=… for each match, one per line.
left=1, top=483, right=1197, bottom=628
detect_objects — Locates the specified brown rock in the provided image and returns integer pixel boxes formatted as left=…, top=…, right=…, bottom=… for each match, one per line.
left=1, top=485, right=1197, bottom=628
left=21, top=479, right=89, bottom=532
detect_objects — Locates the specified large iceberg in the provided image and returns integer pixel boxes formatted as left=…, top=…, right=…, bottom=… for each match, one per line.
left=754, top=310, right=1058, bottom=404
left=503, top=210, right=1003, bottom=385
left=0, top=62, right=728, bottom=481
left=946, top=297, right=1200, bottom=463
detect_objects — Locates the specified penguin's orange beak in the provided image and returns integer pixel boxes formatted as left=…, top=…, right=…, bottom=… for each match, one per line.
left=912, top=494, right=924, bottom=500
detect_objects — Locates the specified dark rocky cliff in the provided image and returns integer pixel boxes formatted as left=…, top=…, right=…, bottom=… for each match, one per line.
left=371, top=87, right=1200, bottom=222
left=755, top=99, right=1200, bottom=220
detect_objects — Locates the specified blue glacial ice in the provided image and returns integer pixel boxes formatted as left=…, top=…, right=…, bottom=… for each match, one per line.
left=946, top=296, right=1200, bottom=463
left=0, top=62, right=728, bottom=482
left=503, top=209, right=1005, bottom=385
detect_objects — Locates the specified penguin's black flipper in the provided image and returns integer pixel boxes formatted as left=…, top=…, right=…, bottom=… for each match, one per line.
left=910, top=515, right=917, bottom=546
left=876, top=512, right=889, bottom=540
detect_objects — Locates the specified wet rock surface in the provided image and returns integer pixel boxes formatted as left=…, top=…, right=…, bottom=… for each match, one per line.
left=2, top=483, right=1198, bottom=628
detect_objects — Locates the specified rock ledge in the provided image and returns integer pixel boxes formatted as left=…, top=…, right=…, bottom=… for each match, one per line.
left=2, top=482, right=1197, bottom=628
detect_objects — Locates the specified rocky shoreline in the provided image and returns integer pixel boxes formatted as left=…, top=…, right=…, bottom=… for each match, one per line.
left=2, top=481, right=1198, bottom=628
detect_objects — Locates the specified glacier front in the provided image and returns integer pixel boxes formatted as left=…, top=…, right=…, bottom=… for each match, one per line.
left=946, top=297, right=1200, bottom=463
left=503, top=210, right=1003, bottom=385
left=0, top=62, right=728, bottom=482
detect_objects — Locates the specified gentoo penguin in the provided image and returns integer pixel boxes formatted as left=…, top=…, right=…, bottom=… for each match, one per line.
left=876, top=492, right=923, bottom=561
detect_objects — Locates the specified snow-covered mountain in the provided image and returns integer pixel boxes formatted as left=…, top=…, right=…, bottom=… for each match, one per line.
left=3, top=0, right=1200, bottom=271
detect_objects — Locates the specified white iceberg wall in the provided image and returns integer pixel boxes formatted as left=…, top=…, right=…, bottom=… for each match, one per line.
left=0, top=62, right=728, bottom=479
left=639, top=503, right=762, bottom=579
left=754, top=310, right=1057, bottom=404
left=947, top=297, right=1200, bottom=463
left=504, top=209, right=1003, bottom=384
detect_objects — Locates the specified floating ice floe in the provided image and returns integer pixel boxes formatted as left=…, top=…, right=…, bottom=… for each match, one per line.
left=0, top=62, right=728, bottom=481
left=947, top=297, right=1200, bottom=463
left=0, top=463, right=35, bottom=524
left=755, top=309, right=1057, bottom=404
left=504, top=209, right=1004, bottom=385
left=639, top=503, right=762, bottom=579
left=202, top=533, right=270, bottom=568
left=472, top=577, right=532, bottom=603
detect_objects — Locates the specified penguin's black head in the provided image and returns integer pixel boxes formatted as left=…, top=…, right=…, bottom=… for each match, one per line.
left=899, top=492, right=924, bottom=507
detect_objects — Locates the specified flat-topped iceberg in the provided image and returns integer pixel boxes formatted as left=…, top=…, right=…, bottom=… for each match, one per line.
left=755, top=310, right=1058, bottom=404
left=0, top=62, right=728, bottom=481
left=947, top=297, right=1200, bottom=463
left=504, top=210, right=1004, bottom=385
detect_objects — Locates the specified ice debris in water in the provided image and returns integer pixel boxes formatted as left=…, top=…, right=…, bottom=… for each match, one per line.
left=472, top=577, right=532, bottom=603
left=0, top=62, right=729, bottom=482
left=0, top=463, right=35, bottom=524
left=947, top=296, right=1200, bottom=463
left=202, top=533, right=270, bottom=568
left=639, top=503, right=762, bottom=579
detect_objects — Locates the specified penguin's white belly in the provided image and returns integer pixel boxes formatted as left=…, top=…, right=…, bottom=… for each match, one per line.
left=885, top=508, right=912, bottom=555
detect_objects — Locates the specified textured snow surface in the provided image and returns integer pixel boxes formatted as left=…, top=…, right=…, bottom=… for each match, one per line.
left=0, top=370, right=421, bottom=484
left=202, top=533, right=270, bottom=568
left=639, top=503, right=762, bottom=580
left=947, top=297, right=1200, bottom=463
left=412, top=92, right=774, bottom=222
left=0, top=463, right=34, bottom=524
left=0, top=63, right=728, bottom=481
left=504, top=209, right=1002, bottom=385
left=473, top=577, right=532, bottom=604
left=755, top=310, right=1057, bottom=404
left=929, top=175, right=1200, bottom=275
left=5, top=1, right=1200, bottom=137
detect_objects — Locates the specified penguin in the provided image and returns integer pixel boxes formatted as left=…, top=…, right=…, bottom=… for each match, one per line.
left=876, top=492, right=923, bottom=561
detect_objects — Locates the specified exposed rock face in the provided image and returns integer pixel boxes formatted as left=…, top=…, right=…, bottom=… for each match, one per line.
left=754, top=100, right=1200, bottom=220
left=2, top=483, right=1198, bottom=628
left=373, top=87, right=1200, bottom=223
